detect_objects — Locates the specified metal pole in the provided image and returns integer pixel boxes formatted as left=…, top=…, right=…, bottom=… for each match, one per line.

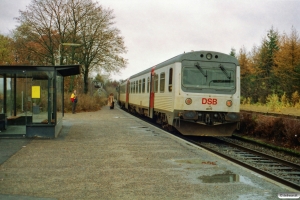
left=58, top=44, right=61, bottom=65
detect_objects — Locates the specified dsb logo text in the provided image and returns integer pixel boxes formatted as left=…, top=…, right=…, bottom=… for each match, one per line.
left=202, top=98, right=217, bottom=105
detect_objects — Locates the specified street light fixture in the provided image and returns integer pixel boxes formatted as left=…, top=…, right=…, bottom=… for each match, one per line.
left=57, top=43, right=81, bottom=65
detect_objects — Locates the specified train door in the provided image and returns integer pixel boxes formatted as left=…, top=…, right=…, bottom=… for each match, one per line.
left=148, top=67, right=155, bottom=118
left=125, top=79, right=130, bottom=109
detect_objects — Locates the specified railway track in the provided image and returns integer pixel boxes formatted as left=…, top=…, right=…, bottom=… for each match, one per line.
left=191, top=137, right=300, bottom=191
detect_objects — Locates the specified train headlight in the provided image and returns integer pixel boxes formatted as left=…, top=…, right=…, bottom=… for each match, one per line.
left=206, top=53, right=212, bottom=60
left=185, top=98, right=192, bottom=105
left=226, top=100, right=232, bottom=107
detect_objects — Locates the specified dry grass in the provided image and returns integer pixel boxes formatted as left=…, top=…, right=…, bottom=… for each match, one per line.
left=63, top=93, right=108, bottom=113
left=241, top=104, right=300, bottom=116
left=239, top=111, right=300, bottom=152
left=240, top=101, right=300, bottom=152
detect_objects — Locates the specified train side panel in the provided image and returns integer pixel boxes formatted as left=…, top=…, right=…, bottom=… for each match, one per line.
left=123, top=74, right=150, bottom=115
left=153, top=63, right=177, bottom=113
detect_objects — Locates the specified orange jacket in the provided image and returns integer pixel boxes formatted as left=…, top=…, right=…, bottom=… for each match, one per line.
left=70, top=93, right=76, bottom=102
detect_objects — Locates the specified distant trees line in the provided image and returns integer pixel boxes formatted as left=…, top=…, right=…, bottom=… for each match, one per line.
left=233, top=27, right=300, bottom=106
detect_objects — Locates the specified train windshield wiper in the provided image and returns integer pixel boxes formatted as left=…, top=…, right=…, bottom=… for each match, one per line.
left=209, top=80, right=233, bottom=86
left=194, top=62, right=207, bottom=78
left=219, top=64, right=231, bottom=80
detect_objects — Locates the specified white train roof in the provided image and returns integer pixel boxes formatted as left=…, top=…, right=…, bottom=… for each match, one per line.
left=128, top=50, right=239, bottom=80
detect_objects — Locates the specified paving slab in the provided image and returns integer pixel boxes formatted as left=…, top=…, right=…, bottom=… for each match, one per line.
left=0, top=106, right=298, bottom=200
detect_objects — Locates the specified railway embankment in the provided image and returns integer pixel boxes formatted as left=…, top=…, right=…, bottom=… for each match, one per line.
left=237, top=110, right=300, bottom=154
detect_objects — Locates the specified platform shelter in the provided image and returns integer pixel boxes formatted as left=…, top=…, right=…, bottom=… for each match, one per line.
left=0, top=65, right=81, bottom=138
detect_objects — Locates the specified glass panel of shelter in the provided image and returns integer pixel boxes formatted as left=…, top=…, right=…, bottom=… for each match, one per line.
left=0, top=70, right=55, bottom=136
left=56, top=74, right=63, bottom=124
left=29, top=71, right=54, bottom=124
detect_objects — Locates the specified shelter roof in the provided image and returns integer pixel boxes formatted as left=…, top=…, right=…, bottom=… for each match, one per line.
left=0, top=65, right=81, bottom=77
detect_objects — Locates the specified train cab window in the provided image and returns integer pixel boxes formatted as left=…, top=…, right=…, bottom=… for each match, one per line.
left=147, top=77, right=150, bottom=93
left=160, top=72, right=165, bottom=93
left=142, top=78, right=145, bottom=93
left=154, top=74, right=158, bottom=93
left=138, top=79, right=141, bottom=93
left=168, top=68, right=173, bottom=92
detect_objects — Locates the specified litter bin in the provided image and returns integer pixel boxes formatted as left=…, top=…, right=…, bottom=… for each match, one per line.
left=33, top=105, right=40, bottom=114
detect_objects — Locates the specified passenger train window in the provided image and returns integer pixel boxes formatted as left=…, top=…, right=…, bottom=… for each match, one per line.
left=154, top=74, right=158, bottom=93
left=160, top=72, right=165, bottom=93
left=138, top=80, right=141, bottom=93
left=169, top=68, right=173, bottom=92
left=142, top=78, right=145, bottom=93
left=135, top=80, right=138, bottom=93
left=147, top=77, right=150, bottom=93
left=128, top=82, right=130, bottom=93
left=130, top=82, right=132, bottom=93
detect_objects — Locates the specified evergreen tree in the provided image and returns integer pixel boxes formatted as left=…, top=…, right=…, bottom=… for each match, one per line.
left=256, top=27, right=280, bottom=103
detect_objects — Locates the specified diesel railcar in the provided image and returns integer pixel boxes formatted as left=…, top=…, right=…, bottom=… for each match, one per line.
left=117, top=51, right=240, bottom=136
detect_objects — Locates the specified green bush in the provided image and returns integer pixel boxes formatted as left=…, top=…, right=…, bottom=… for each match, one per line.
left=292, top=91, right=300, bottom=106
left=280, top=92, right=290, bottom=107
left=243, top=90, right=300, bottom=109
left=266, top=93, right=281, bottom=111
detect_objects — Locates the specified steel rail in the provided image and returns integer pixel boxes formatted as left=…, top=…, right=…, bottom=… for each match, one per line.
left=217, top=137, right=300, bottom=169
left=192, top=139, right=300, bottom=191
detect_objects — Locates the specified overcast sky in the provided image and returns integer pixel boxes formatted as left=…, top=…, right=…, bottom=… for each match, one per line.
left=1, top=0, right=300, bottom=80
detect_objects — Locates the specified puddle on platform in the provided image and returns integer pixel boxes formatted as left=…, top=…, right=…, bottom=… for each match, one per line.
left=198, top=170, right=240, bottom=183
left=198, top=171, right=261, bottom=188
left=129, top=126, right=148, bottom=129
left=239, top=175, right=262, bottom=188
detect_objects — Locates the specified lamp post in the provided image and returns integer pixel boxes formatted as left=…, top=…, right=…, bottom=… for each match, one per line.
left=57, top=43, right=81, bottom=66
left=55, top=43, right=82, bottom=117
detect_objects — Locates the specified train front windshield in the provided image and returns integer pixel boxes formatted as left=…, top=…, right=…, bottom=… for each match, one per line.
left=181, top=62, right=237, bottom=94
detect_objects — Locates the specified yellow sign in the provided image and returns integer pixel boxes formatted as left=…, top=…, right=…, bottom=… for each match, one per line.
left=32, top=86, right=40, bottom=98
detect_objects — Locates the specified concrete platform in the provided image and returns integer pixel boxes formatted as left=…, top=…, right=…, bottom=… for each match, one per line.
left=0, top=106, right=298, bottom=200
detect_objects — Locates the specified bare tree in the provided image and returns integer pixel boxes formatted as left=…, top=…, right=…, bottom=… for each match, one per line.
left=14, top=0, right=127, bottom=93
left=69, top=0, right=127, bottom=93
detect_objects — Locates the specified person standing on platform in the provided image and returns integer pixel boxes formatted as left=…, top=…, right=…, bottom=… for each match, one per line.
left=70, top=89, right=77, bottom=114
left=108, top=93, right=114, bottom=109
